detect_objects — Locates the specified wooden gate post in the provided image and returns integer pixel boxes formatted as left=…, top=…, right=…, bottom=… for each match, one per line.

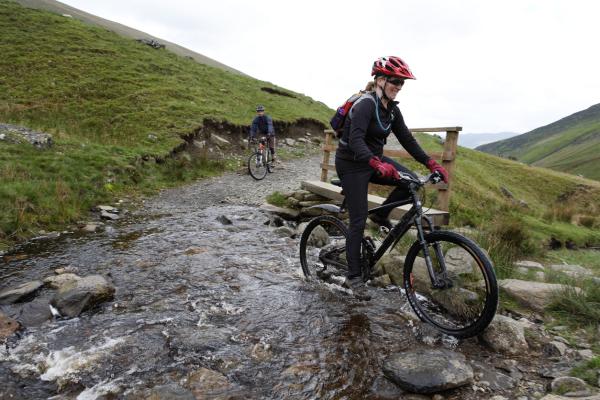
left=436, top=129, right=460, bottom=211
left=320, top=129, right=334, bottom=182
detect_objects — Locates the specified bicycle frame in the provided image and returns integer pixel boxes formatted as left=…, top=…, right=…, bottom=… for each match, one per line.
left=344, top=182, right=449, bottom=288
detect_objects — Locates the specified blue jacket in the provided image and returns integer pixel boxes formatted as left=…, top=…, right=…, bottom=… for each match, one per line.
left=250, top=115, right=275, bottom=137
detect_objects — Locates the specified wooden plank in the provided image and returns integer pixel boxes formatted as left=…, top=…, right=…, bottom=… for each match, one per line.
left=301, top=180, right=449, bottom=226
left=322, top=144, right=445, bottom=160
left=409, top=127, right=463, bottom=132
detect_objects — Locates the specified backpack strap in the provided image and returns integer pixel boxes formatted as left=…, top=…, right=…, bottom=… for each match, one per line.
left=348, top=93, right=376, bottom=119
left=350, top=92, right=394, bottom=133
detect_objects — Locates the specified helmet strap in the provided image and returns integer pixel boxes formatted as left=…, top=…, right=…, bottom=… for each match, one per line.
left=376, top=80, right=390, bottom=103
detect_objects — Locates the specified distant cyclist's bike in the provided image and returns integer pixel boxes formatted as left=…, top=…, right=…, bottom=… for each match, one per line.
left=298, top=171, right=498, bottom=338
left=247, top=136, right=273, bottom=180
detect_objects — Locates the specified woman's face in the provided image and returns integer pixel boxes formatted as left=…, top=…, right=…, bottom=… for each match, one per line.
left=382, top=76, right=405, bottom=100
left=377, top=76, right=404, bottom=100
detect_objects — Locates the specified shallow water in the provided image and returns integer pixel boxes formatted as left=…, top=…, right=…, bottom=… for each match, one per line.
left=1, top=159, right=470, bottom=399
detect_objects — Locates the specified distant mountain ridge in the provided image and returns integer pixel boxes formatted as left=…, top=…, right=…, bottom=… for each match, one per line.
left=13, top=0, right=247, bottom=76
left=458, top=132, right=519, bottom=149
left=476, top=103, right=600, bottom=180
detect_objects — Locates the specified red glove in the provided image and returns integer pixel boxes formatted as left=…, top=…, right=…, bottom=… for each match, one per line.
left=426, top=159, right=448, bottom=183
left=369, top=157, right=399, bottom=180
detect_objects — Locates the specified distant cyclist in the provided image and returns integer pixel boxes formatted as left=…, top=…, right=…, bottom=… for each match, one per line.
left=250, top=105, right=276, bottom=163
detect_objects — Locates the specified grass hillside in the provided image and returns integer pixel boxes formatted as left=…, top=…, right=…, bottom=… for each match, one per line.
left=385, top=133, right=600, bottom=255
left=13, top=0, right=247, bottom=76
left=476, top=103, right=600, bottom=180
left=0, top=0, right=331, bottom=249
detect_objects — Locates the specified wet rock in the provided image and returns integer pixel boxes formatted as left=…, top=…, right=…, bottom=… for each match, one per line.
left=272, top=226, right=295, bottom=238
left=284, top=138, right=296, bottom=146
left=303, top=224, right=329, bottom=248
left=0, top=311, right=20, bottom=339
left=216, top=215, right=233, bottom=225
left=80, top=223, right=100, bottom=233
left=96, top=205, right=119, bottom=213
left=43, top=273, right=81, bottom=290
left=54, top=266, right=79, bottom=274
left=299, top=207, right=323, bottom=218
left=480, top=314, right=528, bottom=354
left=498, top=279, right=581, bottom=312
left=51, top=275, right=115, bottom=317
left=170, top=327, right=234, bottom=354
left=0, top=280, right=44, bottom=305
left=146, top=383, right=195, bottom=400
left=268, top=215, right=285, bottom=227
left=100, top=210, right=120, bottom=220
left=371, top=274, right=392, bottom=288
left=259, top=203, right=299, bottom=220
left=183, top=246, right=207, bottom=255
left=250, top=342, right=273, bottom=361
left=382, top=348, right=473, bottom=394
left=185, top=367, right=231, bottom=397
left=14, top=300, right=53, bottom=327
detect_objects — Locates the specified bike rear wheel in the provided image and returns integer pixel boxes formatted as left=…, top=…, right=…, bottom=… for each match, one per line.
left=403, top=230, right=498, bottom=338
left=299, top=215, right=349, bottom=283
left=248, top=151, right=268, bottom=180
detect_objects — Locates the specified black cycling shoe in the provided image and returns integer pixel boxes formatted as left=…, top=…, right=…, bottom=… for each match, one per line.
left=369, top=213, right=393, bottom=230
left=343, top=276, right=372, bottom=301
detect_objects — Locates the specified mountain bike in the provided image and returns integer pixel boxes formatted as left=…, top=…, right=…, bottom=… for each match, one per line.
left=247, top=136, right=273, bottom=180
left=298, top=171, right=498, bottom=338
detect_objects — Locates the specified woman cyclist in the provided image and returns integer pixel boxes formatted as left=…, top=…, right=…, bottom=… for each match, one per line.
left=335, top=56, right=448, bottom=300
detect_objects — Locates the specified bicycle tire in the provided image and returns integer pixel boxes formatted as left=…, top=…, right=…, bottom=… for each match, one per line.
left=299, top=215, right=349, bottom=281
left=402, top=230, right=498, bottom=338
left=247, top=151, right=268, bottom=180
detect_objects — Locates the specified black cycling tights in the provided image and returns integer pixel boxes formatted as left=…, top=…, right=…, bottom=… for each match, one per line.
left=335, top=155, right=418, bottom=278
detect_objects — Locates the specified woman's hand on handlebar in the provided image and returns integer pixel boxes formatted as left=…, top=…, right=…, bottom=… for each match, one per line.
left=369, top=156, right=400, bottom=180
left=426, top=159, right=448, bottom=183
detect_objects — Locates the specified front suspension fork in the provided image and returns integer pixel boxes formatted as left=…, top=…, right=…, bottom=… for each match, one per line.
left=414, top=209, right=452, bottom=290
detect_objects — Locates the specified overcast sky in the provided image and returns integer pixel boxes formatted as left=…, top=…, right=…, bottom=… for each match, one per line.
left=60, top=0, right=600, bottom=134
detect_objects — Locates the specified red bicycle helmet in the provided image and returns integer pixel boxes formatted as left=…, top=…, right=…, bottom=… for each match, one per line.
left=371, top=56, right=416, bottom=79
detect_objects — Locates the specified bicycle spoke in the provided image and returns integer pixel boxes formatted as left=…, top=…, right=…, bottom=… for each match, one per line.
left=299, top=216, right=349, bottom=282
left=403, top=231, right=497, bottom=338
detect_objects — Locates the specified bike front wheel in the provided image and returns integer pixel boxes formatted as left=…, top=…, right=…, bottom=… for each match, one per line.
left=299, top=215, right=349, bottom=283
left=403, top=230, right=498, bottom=338
left=248, top=151, right=268, bottom=180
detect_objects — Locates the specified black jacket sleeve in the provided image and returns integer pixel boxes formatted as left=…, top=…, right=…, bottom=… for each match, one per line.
left=391, top=108, right=430, bottom=166
left=347, top=98, right=376, bottom=162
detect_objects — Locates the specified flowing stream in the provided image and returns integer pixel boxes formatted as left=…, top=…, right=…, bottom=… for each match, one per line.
left=1, top=155, right=499, bottom=399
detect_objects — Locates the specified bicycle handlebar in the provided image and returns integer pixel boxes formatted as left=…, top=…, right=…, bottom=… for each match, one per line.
left=397, top=171, right=444, bottom=186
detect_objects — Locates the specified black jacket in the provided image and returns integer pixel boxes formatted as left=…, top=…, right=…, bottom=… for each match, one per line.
left=335, top=92, right=430, bottom=165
